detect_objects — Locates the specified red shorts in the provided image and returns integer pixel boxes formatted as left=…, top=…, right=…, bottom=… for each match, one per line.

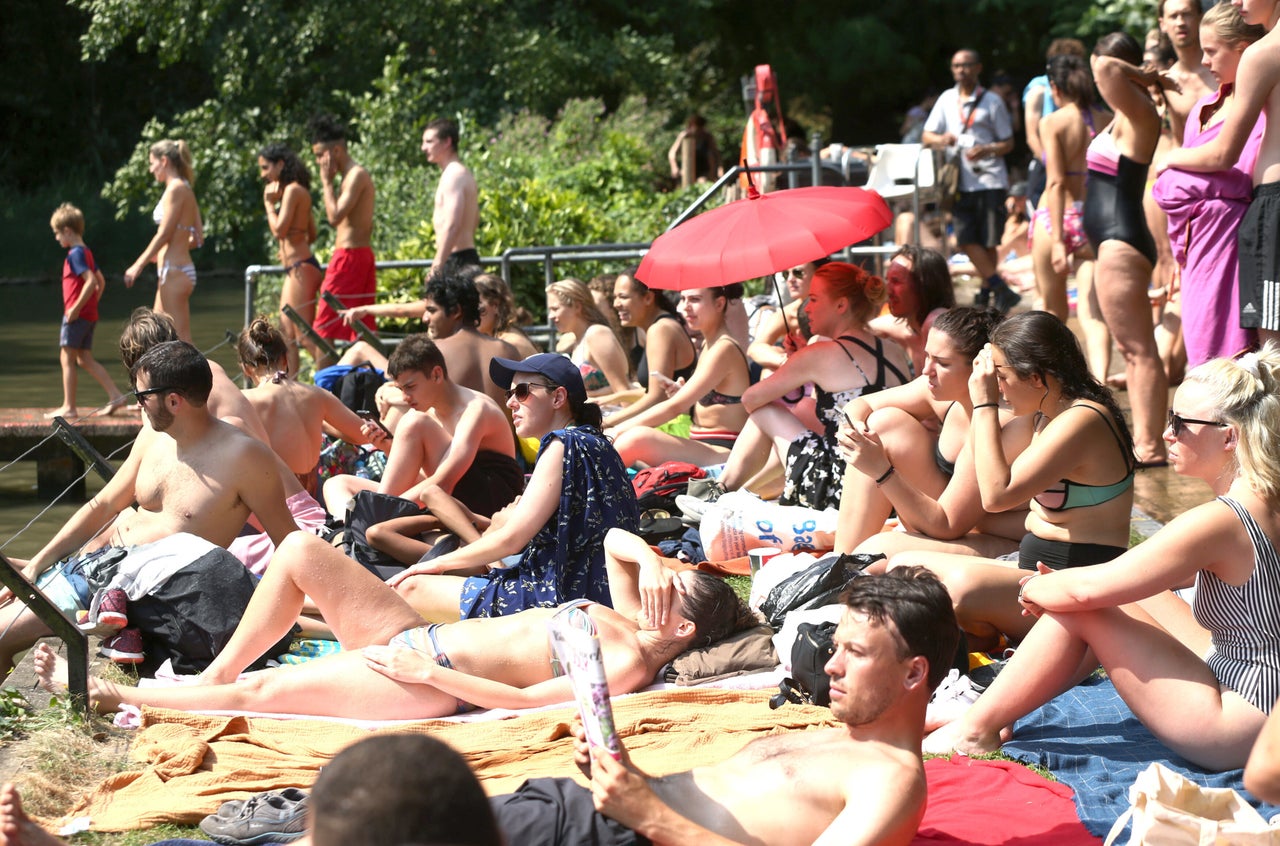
left=315, top=247, right=377, bottom=341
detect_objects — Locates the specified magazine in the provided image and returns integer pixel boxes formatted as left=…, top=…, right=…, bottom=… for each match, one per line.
left=548, top=616, right=621, bottom=762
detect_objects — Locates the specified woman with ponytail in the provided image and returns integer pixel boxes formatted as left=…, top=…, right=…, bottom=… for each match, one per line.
left=387, top=353, right=639, bottom=623
left=125, top=139, right=203, bottom=343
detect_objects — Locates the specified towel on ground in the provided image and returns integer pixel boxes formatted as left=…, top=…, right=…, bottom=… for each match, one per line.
left=912, top=756, right=1098, bottom=844
left=1003, top=675, right=1280, bottom=838
left=60, top=688, right=836, bottom=832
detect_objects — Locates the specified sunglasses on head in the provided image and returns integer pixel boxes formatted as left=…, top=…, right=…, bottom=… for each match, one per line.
left=1166, top=409, right=1227, bottom=437
left=506, top=381, right=557, bottom=402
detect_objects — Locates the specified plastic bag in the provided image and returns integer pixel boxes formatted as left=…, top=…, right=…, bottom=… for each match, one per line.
left=700, top=491, right=838, bottom=560
left=757, top=552, right=882, bottom=630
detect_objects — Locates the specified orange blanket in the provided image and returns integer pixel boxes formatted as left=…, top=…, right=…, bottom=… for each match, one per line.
left=61, top=688, right=835, bottom=832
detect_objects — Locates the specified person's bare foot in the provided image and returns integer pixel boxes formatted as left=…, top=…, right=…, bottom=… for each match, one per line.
left=0, top=781, right=66, bottom=846
left=1105, top=372, right=1127, bottom=390
left=32, top=644, right=121, bottom=713
left=41, top=408, right=77, bottom=421
left=921, top=716, right=1008, bottom=757
left=105, top=396, right=133, bottom=417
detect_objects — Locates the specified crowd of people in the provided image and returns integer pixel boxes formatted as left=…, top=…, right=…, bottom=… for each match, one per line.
left=22, top=3, right=1280, bottom=840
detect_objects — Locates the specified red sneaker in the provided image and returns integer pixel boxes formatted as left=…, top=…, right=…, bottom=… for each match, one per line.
left=100, top=627, right=144, bottom=664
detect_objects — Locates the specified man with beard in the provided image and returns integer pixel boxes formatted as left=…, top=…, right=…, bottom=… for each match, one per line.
left=0, top=340, right=297, bottom=673
left=491, top=567, right=959, bottom=846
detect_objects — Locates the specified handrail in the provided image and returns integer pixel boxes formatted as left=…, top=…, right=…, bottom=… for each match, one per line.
left=0, top=552, right=88, bottom=712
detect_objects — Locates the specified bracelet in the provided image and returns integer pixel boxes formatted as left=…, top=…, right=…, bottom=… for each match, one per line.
left=1018, top=573, right=1041, bottom=602
left=973, top=402, right=1000, bottom=410
left=874, top=465, right=895, bottom=485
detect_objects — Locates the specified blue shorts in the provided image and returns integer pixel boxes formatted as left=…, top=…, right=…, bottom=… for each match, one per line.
left=60, top=317, right=96, bottom=350
left=34, top=546, right=124, bottom=613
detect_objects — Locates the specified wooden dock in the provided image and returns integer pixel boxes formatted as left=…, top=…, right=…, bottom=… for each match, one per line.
left=0, top=408, right=139, bottom=499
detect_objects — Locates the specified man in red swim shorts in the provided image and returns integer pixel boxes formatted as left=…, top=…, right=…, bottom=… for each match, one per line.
left=309, top=114, right=378, bottom=365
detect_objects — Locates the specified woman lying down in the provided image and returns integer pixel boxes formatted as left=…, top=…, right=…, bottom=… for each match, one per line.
left=35, top=530, right=757, bottom=719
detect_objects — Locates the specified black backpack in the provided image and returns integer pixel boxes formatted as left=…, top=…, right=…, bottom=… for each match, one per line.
left=331, top=363, right=385, bottom=414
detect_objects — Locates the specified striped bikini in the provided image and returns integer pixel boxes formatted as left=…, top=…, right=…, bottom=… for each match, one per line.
left=1193, top=497, right=1280, bottom=714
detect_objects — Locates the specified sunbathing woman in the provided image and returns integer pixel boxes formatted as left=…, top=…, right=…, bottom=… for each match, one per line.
left=834, top=307, right=1027, bottom=559
left=124, top=139, right=203, bottom=343
left=712, top=262, right=911, bottom=509
left=387, top=353, right=638, bottom=622
left=547, top=278, right=633, bottom=397
left=927, top=347, right=1280, bottom=771
left=601, top=268, right=698, bottom=426
left=35, top=528, right=756, bottom=720
left=258, top=143, right=323, bottom=373
left=609, top=285, right=751, bottom=468
left=237, top=317, right=375, bottom=493
left=888, top=311, right=1135, bottom=651
left=1030, top=55, right=1108, bottom=321
left=869, top=245, right=956, bottom=376
left=747, top=259, right=821, bottom=375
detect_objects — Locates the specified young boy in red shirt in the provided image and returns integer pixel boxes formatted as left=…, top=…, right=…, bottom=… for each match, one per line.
left=48, top=203, right=126, bottom=419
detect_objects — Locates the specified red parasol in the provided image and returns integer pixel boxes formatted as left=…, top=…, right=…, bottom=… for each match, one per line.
left=635, top=184, right=892, bottom=291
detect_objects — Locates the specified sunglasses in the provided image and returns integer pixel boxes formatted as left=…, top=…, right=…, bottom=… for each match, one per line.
left=1167, top=409, right=1227, bottom=437
left=786, top=267, right=809, bottom=278
left=134, top=385, right=175, bottom=404
left=506, top=382, right=557, bottom=402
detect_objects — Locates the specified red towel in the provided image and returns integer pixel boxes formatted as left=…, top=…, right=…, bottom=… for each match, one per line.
left=912, top=756, right=1100, bottom=845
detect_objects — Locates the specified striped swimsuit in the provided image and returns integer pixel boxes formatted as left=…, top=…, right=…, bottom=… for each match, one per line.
left=1193, top=497, right=1280, bottom=714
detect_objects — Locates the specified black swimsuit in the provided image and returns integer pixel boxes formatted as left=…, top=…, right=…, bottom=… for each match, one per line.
left=632, top=313, right=697, bottom=388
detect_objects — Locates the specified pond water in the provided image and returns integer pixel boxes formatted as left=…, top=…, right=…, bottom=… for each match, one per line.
left=0, top=272, right=249, bottom=558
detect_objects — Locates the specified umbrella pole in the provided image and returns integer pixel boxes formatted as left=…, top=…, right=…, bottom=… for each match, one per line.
left=772, top=274, right=793, bottom=340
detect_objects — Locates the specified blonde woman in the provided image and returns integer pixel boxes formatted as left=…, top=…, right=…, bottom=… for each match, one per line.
left=125, top=139, right=203, bottom=342
left=547, top=278, right=632, bottom=397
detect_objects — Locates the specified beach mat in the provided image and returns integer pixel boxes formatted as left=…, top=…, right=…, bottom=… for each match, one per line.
left=1003, top=675, right=1280, bottom=838
left=913, top=756, right=1098, bottom=844
left=55, top=687, right=835, bottom=832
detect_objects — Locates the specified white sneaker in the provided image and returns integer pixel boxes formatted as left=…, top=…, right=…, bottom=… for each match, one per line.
left=925, top=669, right=981, bottom=730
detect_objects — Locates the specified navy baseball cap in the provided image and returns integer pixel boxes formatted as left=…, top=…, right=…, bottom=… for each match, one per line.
left=489, top=353, right=587, bottom=404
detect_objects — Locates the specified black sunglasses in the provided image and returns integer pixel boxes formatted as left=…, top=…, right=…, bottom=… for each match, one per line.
left=1167, top=409, right=1227, bottom=437
left=134, top=385, right=176, bottom=403
left=506, top=382, right=556, bottom=402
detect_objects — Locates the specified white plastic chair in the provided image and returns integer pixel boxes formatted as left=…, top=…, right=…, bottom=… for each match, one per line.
left=865, top=143, right=936, bottom=245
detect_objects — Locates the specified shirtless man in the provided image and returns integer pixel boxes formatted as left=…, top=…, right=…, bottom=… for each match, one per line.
left=0, top=340, right=297, bottom=675
left=423, top=272, right=518, bottom=406
left=321, top=334, right=522, bottom=531
left=120, top=309, right=328, bottom=574
left=308, top=114, right=377, bottom=364
left=1160, top=0, right=1218, bottom=145
left=1160, top=0, right=1280, bottom=346
left=491, top=566, right=959, bottom=846
left=423, top=118, right=480, bottom=277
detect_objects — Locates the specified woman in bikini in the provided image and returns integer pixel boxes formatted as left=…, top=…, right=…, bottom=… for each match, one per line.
left=237, top=317, right=376, bottom=495
left=708, top=262, right=911, bottom=509
left=1084, top=32, right=1173, bottom=466
left=601, top=268, right=698, bottom=426
left=927, top=346, right=1280, bottom=772
left=887, top=311, right=1135, bottom=651
left=34, top=528, right=758, bottom=720
left=834, top=307, right=1027, bottom=559
left=608, top=284, right=751, bottom=468
left=125, top=139, right=203, bottom=343
left=1153, top=3, right=1266, bottom=367
left=547, top=278, right=633, bottom=397
left=258, top=143, right=322, bottom=374
left=1030, top=55, right=1109, bottom=321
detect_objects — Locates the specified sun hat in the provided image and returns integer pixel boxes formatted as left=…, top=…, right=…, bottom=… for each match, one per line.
left=489, top=353, right=587, bottom=405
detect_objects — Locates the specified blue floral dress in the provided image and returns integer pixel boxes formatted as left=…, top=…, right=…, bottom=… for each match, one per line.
left=459, top=426, right=639, bottom=619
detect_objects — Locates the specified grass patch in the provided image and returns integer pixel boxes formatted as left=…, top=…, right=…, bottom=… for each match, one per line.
left=726, top=574, right=751, bottom=604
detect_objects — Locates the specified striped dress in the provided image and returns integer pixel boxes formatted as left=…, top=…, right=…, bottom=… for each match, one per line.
left=1193, top=497, right=1280, bottom=714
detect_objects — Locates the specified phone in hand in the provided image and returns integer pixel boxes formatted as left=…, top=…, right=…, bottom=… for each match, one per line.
left=356, top=409, right=392, bottom=439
